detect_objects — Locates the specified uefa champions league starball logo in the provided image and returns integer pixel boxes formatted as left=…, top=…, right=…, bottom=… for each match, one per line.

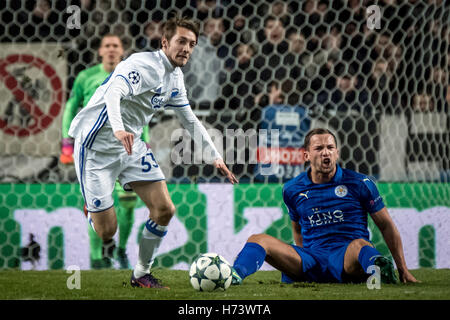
left=335, top=185, right=348, bottom=198
left=128, top=71, right=140, bottom=84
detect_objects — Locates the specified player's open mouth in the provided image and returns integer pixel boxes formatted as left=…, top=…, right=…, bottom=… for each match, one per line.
left=271, top=34, right=281, bottom=41
left=323, top=158, right=331, bottom=165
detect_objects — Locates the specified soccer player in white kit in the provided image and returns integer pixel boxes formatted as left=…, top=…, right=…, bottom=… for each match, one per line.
left=69, top=16, right=238, bottom=288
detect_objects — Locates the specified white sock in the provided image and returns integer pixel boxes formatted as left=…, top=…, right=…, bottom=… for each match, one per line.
left=133, top=219, right=168, bottom=279
left=87, top=213, right=96, bottom=232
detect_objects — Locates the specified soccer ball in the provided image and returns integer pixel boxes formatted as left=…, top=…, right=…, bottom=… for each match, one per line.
left=189, top=253, right=233, bottom=292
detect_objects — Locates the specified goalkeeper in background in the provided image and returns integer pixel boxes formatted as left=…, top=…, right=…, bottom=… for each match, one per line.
left=60, top=34, right=147, bottom=269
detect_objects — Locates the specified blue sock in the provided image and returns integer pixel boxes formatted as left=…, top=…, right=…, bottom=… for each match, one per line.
left=233, top=242, right=266, bottom=279
left=358, top=245, right=382, bottom=273
left=281, top=272, right=294, bottom=284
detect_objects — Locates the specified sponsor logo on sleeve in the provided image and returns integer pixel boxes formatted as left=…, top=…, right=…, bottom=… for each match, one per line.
left=298, top=191, right=309, bottom=199
left=128, top=71, right=140, bottom=84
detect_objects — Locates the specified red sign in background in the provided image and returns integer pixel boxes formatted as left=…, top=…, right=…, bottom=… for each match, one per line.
left=0, top=54, right=62, bottom=137
left=257, top=147, right=306, bottom=165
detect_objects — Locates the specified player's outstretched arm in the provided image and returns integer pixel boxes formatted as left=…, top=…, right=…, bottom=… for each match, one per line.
left=173, top=105, right=238, bottom=184
left=104, top=77, right=133, bottom=154
left=213, top=158, right=238, bottom=184
left=370, top=208, right=420, bottom=283
left=114, top=130, right=134, bottom=155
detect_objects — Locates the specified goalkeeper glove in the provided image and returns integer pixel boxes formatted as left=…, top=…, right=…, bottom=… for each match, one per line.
left=60, top=138, right=74, bottom=164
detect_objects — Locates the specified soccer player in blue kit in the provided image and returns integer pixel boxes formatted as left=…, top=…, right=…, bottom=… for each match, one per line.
left=231, top=128, right=418, bottom=284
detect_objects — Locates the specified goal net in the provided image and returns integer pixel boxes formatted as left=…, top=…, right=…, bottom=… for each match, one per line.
left=0, top=0, right=448, bottom=271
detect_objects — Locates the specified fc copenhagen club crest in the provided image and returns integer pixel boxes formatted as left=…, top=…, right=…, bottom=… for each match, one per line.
left=335, top=185, right=348, bottom=197
left=92, top=198, right=102, bottom=208
left=128, top=71, right=140, bottom=84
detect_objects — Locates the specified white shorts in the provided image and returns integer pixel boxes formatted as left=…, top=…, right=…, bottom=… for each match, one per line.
left=73, top=140, right=165, bottom=212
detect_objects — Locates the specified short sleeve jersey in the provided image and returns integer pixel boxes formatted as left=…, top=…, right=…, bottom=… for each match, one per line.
left=282, top=165, right=385, bottom=249
left=68, top=50, right=189, bottom=153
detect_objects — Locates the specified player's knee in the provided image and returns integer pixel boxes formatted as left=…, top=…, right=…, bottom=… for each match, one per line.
left=97, top=226, right=116, bottom=241
left=247, top=234, right=270, bottom=249
left=351, top=238, right=372, bottom=250
left=152, top=202, right=176, bottom=224
left=160, top=202, right=176, bottom=217
left=93, top=220, right=117, bottom=241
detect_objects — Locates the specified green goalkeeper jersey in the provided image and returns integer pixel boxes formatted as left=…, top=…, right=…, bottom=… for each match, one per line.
left=61, top=63, right=149, bottom=141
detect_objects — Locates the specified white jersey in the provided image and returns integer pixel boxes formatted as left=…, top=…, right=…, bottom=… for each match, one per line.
left=68, top=50, right=221, bottom=159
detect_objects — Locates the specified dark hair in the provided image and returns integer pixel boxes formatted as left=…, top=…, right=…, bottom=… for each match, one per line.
left=304, top=128, right=338, bottom=150
left=264, top=15, right=278, bottom=28
left=100, top=34, right=123, bottom=46
left=162, top=16, right=200, bottom=42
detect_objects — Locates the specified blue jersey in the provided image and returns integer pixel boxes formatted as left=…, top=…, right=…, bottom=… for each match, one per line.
left=282, top=165, right=385, bottom=249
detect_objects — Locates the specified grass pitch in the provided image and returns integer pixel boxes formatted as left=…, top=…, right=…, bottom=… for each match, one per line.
left=0, top=268, right=449, bottom=300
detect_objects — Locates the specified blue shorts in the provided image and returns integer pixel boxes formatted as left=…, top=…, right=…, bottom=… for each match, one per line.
left=283, top=241, right=356, bottom=283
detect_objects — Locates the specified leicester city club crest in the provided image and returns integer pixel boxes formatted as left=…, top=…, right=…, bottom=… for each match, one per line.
left=335, top=185, right=348, bottom=197
left=128, top=71, right=140, bottom=84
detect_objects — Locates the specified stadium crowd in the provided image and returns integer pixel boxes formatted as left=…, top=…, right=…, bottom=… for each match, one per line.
left=0, top=0, right=448, bottom=183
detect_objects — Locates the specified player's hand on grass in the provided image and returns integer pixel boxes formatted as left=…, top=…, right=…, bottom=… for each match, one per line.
left=399, top=269, right=420, bottom=283
left=114, top=130, right=134, bottom=155
left=60, top=138, right=74, bottom=165
left=214, top=158, right=238, bottom=184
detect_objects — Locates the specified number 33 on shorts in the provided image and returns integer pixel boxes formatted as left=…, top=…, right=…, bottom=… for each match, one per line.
left=141, top=152, right=159, bottom=172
